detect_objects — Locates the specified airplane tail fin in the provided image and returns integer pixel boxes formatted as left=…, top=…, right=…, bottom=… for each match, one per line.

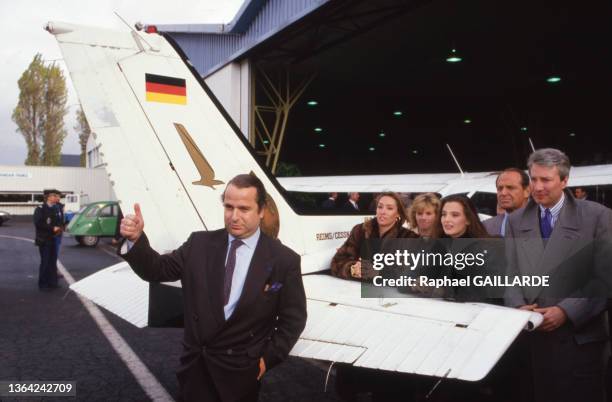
left=48, top=21, right=304, bottom=253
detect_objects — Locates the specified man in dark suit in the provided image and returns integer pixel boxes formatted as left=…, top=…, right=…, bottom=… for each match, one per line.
left=574, top=186, right=588, bottom=200
left=119, top=174, right=307, bottom=402
left=483, top=168, right=530, bottom=236
left=321, top=192, right=338, bottom=210
left=505, top=148, right=612, bottom=402
left=343, top=192, right=360, bottom=212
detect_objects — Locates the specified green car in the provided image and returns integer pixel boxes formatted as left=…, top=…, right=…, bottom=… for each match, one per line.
left=66, top=201, right=121, bottom=247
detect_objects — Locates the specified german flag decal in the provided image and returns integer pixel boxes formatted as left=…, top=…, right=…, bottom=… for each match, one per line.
left=145, top=74, right=186, bottom=105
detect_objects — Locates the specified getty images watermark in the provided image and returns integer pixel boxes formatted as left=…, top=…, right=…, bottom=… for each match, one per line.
left=354, top=238, right=585, bottom=300
left=370, top=249, right=549, bottom=288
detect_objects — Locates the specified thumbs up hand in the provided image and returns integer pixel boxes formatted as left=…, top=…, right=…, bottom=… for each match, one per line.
left=120, top=203, right=145, bottom=242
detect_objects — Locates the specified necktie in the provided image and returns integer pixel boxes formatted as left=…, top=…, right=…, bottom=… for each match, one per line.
left=500, top=214, right=508, bottom=237
left=540, top=208, right=552, bottom=239
left=224, top=239, right=244, bottom=305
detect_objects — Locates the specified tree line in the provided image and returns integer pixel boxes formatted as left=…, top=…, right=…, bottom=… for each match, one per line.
left=12, top=53, right=90, bottom=166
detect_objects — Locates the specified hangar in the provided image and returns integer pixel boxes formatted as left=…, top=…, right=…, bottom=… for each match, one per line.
left=145, top=0, right=612, bottom=180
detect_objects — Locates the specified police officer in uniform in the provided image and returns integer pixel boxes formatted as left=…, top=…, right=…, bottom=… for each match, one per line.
left=34, top=189, right=62, bottom=289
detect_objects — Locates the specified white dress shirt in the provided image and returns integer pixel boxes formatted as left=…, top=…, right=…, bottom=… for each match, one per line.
left=224, top=228, right=260, bottom=320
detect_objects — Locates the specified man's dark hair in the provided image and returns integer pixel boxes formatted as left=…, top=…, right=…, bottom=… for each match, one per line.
left=222, top=173, right=267, bottom=210
left=496, top=168, right=530, bottom=189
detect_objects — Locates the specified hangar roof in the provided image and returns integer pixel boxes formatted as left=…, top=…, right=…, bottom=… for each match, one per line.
left=147, top=1, right=612, bottom=176
left=147, top=0, right=330, bottom=77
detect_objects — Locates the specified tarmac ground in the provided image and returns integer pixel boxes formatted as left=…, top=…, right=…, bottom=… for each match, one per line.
left=0, top=219, right=342, bottom=402
left=5, top=219, right=608, bottom=402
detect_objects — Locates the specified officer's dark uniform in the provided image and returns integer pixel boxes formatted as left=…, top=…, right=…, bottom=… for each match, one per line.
left=53, top=202, right=65, bottom=255
left=34, top=192, right=62, bottom=289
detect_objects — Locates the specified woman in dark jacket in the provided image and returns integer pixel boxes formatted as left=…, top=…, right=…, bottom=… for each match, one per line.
left=437, top=195, right=514, bottom=401
left=438, top=194, right=497, bottom=302
left=331, top=191, right=416, bottom=281
left=331, top=192, right=417, bottom=402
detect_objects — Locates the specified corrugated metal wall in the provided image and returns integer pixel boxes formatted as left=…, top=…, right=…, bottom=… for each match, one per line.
left=0, top=165, right=115, bottom=215
left=170, top=0, right=329, bottom=77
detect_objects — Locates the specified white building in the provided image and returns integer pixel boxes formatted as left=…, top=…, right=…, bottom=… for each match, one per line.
left=0, top=165, right=114, bottom=215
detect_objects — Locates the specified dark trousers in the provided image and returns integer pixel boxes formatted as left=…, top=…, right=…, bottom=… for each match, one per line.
left=522, top=325, right=609, bottom=402
left=607, top=302, right=612, bottom=402
left=177, top=360, right=260, bottom=402
left=335, top=364, right=420, bottom=402
left=54, top=235, right=62, bottom=277
left=38, top=242, right=58, bottom=288
left=54, top=235, right=62, bottom=256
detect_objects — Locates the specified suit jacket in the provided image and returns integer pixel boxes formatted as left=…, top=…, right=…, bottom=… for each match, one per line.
left=504, top=190, right=612, bottom=344
left=342, top=201, right=360, bottom=212
left=321, top=198, right=336, bottom=210
left=483, top=214, right=504, bottom=237
left=121, top=229, right=307, bottom=402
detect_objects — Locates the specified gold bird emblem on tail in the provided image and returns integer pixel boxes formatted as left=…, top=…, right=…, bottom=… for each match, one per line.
left=174, top=123, right=224, bottom=189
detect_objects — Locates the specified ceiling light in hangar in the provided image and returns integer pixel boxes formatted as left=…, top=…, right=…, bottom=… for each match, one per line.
left=369, top=147, right=376, bottom=151
left=379, top=132, right=386, bottom=138
left=546, top=76, right=561, bottom=83
left=307, top=100, right=318, bottom=106
left=446, top=48, right=463, bottom=63
left=314, top=127, right=323, bottom=133
left=521, top=127, right=528, bottom=132
left=318, top=143, right=326, bottom=148
left=393, top=111, right=403, bottom=117
left=463, top=119, right=472, bottom=124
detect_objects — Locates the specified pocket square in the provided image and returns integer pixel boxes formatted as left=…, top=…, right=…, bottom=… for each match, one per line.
left=264, top=282, right=283, bottom=293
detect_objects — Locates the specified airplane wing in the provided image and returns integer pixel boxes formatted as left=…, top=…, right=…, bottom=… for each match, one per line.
left=277, top=173, right=464, bottom=194
left=567, top=164, right=612, bottom=187
left=278, top=163, right=612, bottom=195
left=277, top=172, right=498, bottom=195
left=296, top=276, right=541, bottom=381
left=70, top=262, right=150, bottom=328
left=49, top=21, right=542, bottom=382
left=70, top=267, right=541, bottom=381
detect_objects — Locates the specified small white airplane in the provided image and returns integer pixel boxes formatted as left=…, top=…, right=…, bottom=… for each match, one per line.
left=45, top=21, right=610, bottom=383
left=276, top=163, right=612, bottom=196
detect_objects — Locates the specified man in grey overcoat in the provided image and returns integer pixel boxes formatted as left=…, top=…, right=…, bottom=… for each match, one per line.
left=505, top=148, right=612, bottom=402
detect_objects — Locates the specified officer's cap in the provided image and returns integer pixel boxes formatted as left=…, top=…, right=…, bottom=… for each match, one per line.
left=43, top=188, right=62, bottom=196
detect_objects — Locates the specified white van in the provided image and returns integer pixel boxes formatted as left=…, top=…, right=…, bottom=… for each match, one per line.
left=62, top=193, right=89, bottom=223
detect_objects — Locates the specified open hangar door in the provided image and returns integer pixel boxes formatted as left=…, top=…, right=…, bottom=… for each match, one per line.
left=242, top=0, right=612, bottom=210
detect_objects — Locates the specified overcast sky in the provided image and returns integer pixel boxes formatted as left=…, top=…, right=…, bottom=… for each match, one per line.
left=0, top=0, right=243, bottom=166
